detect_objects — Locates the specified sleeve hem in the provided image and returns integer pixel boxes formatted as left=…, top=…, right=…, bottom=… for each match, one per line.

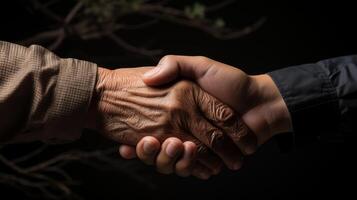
left=268, top=63, right=339, bottom=151
left=43, top=58, right=97, bottom=143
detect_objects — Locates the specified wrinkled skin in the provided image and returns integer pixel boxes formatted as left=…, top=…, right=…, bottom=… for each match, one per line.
left=89, top=67, right=255, bottom=174
left=119, top=55, right=292, bottom=178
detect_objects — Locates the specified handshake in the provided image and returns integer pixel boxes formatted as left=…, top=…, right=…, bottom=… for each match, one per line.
left=87, top=55, right=292, bottom=179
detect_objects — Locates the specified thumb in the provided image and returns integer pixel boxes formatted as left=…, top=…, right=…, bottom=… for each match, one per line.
left=142, top=55, right=245, bottom=112
left=142, top=55, right=214, bottom=86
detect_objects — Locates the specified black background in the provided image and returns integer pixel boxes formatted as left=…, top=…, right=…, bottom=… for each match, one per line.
left=0, top=0, right=356, bottom=199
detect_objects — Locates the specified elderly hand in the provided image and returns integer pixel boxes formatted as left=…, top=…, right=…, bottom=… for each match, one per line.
left=119, top=56, right=292, bottom=178
left=88, top=67, right=251, bottom=179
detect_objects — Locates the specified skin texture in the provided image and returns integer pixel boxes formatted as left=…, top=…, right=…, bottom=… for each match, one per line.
left=89, top=67, right=256, bottom=178
left=119, top=56, right=292, bottom=179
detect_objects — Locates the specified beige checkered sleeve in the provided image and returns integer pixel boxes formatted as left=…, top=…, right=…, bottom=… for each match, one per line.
left=0, top=41, right=97, bottom=144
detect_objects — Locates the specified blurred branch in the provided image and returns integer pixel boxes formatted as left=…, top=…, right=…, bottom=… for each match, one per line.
left=138, top=4, right=266, bottom=40
left=120, top=19, right=159, bottom=30
left=0, top=147, right=128, bottom=199
left=107, top=33, right=162, bottom=56
left=205, top=0, right=236, bottom=12
left=42, top=0, right=61, bottom=8
left=64, top=1, right=83, bottom=24
left=48, top=28, right=66, bottom=50
left=31, top=0, right=62, bottom=22
left=25, top=148, right=116, bottom=173
left=20, top=0, right=265, bottom=53
left=20, top=29, right=62, bottom=45
left=13, top=144, right=48, bottom=163
left=24, top=0, right=84, bottom=50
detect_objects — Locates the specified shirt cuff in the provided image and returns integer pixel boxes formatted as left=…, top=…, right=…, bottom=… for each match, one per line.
left=43, top=58, right=97, bottom=143
left=268, top=63, right=339, bottom=150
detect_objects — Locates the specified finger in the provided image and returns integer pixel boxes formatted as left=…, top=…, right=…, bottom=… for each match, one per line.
left=191, top=162, right=213, bottom=180
left=197, top=90, right=258, bottom=155
left=170, top=133, right=223, bottom=174
left=175, top=141, right=197, bottom=177
left=189, top=114, right=243, bottom=170
left=157, top=136, right=222, bottom=175
left=156, top=137, right=184, bottom=174
left=224, top=120, right=257, bottom=155
left=119, top=145, right=137, bottom=159
left=136, top=136, right=160, bottom=165
left=195, top=143, right=223, bottom=174
left=142, top=55, right=217, bottom=86
left=142, top=55, right=241, bottom=111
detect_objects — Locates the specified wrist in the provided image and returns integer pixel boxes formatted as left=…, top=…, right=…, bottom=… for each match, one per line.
left=248, top=74, right=292, bottom=137
left=85, top=67, right=111, bottom=130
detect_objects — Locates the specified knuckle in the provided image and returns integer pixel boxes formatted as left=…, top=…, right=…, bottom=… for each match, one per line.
left=230, top=121, right=250, bottom=141
left=166, top=100, right=185, bottom=116
left=184, top=141, right=197, bottom=153
left=166, top=137, right=182, bottom=144
left=127, top=115, right=146, bottom=131
left=208, top=129, right=225, bottom=149
left=215, top=104, right=236, bottom=123
left=174, top=80, right=193, bottom=92
left=229, top=122, right=258, bottom=155
left=160, top=55, right=175, bottom=63
left=196, top=143, right=210, bottom=156
left=195, top=56, right=211, bottom=63
left=164, top=98, right=191, bottom=127
left=159, top=55, right=176, bottom=65
left=113, top=132, right=128, bottom=143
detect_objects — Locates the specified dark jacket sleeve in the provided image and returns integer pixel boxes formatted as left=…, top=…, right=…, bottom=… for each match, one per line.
left=268, top=55, right=357, bottom=150
left=0, top=41, right=97, bottom=144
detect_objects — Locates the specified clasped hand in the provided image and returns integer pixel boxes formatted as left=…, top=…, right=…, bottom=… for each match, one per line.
left=88, top=56, right=291, bottom=179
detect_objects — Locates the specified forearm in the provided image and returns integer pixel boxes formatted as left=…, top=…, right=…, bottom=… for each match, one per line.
left=267, top=55, right=357, bottom=149
left=0, top=41, right=97, bottom=143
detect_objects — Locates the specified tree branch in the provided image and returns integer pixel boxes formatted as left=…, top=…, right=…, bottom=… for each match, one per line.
left=206, top=0, right=236, bottom=12
left=13, top=144, right=48, bottom=164
left=0, top=147, right=119, bottom=199
left=120, top=19, right=159, bottom=30
left=48, top=28, right=66, bottom=50
left=137, top=4, right=266, bottom=39
left=107, top=33, right=162, bottom=56
left=20, top=28, right=62, bottom=46
left=64, top=1, right=83, bottom=24
left=31, top=0, right=63, bottom=22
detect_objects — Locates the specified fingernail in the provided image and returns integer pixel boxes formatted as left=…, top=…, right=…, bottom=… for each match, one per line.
left=245, top=146, right=256, bottom=155
left=232, top=161, right=242, bottom=170
left=166, top=143, right=179, bottom=158
left=143, top=66, right=161, bottom=77
left=199, top=172, right=210, bottom=180
left=143, top=141, right=156, bottom=154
